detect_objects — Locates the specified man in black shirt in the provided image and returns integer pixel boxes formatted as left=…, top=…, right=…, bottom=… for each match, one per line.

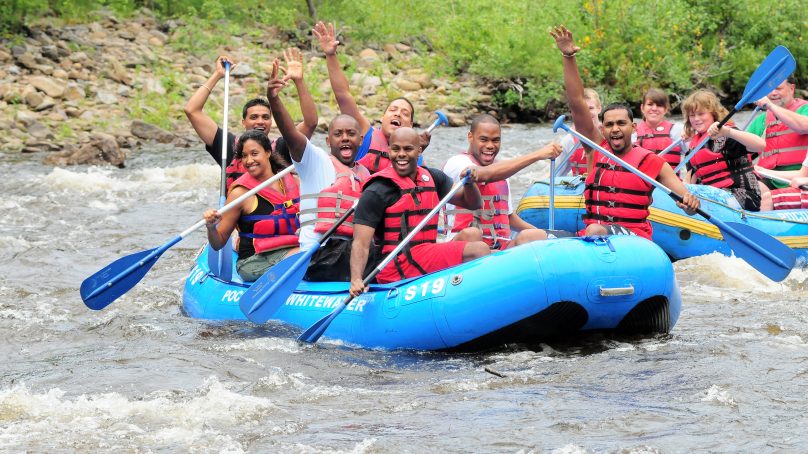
left=349, top=127, right=490, bottom=296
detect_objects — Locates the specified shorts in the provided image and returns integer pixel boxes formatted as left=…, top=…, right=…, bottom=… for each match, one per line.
left=376, top=241, right=467, bottom=284
left=236, top=246, right=297, bottom=282
left=771, top=187, right=808, bottom=210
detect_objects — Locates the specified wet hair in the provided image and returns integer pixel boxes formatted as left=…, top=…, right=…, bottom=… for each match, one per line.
left=241, top=98, right=272, bottom=119
left=681, top=89, right=729, bottom=137
left=234, top=129, right=290, bottom=173
left=642, top=88, right=670, bottom=110
left=583, top=88, right=602, bottom=108
left=469, top=113, right=500, bottom=133
left=599, top=103, right=634, bottom=122
left=388, top=97, right=415, bottom=123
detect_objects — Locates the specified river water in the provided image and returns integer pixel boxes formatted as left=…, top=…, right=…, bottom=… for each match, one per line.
left=2, top=116, right=808, bottom=453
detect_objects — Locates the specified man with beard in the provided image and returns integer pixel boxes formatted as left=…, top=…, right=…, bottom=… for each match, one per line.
left=749, top=76, right=808, bottom=188
left=550, top=25, right=699, bottom=239
left=266, top=59, right=372, bottom=281
left=349, top=128, right=490, bottom=295
left=443, top=114, right=563, bottom=249
left=184, top=50, right=318, bottom=185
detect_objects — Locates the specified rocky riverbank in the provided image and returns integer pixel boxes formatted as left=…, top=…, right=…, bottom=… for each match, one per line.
left=0, top=9, right=499, bottom=167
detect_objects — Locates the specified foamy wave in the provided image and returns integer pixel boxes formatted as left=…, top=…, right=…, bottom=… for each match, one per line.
left=209, top=337, right=302, bottom=354
left=287, top=438, right=378, bottom=454
left=674, top=252, right=800, bottom=292
left=40, top=164, right=219, bottom=195
left=550, top=444, right=590, bottom=454
left=699, top=384, right=737, bottom=408
left=0, top=377, right=284, bottom=451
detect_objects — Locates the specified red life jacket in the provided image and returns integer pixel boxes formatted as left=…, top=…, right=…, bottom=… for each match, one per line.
left=687, top=130, right=754, bottom=189
left=366, top=166, right=440, bottom=280
left=757, top=98, right=808, bottom=169
left=357, top=127, right=390, bottom=173
left=636, top=120, right=683, bottom=167
left=224, top=136, right=277, bottom=188
left=447, top=153, right=511, bottom=248
left=583, top=143, right=656, bottom=240
left=233, top=172, right=300, bottom=257
left=304, top=156, right=371, bottom=237
left=568, top=136, right=588, bottom=176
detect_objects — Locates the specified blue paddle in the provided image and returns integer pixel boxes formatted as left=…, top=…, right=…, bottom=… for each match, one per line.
left=554, top=116, right=795, bottom=282
left=81, top=165, right=295, bottom=310
left=208, top=60, right=234, bottom=281
left=240, top=200, right=359, bottom=323
left=675, top=46, right=796, bottom=173
left=298, top=174, right=471, bottom=344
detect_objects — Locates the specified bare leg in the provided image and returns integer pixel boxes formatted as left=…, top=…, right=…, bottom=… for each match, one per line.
left=584, top=223, right=608, bottom=236
left=452, top=227, right=483, bottom=242
left=461, top=241, right=490, bottom=262
left=758, top=181, right=773, bottom=211
left=510, top=228, right=548, bottom=246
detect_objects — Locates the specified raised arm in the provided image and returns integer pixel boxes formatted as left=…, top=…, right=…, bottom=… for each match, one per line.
left=266, top=59, right=309, bottom=162
left=184, top=55, right=233, bottom=146
left=549, top=26, right=602, bottom=144
left=313, top=21, right=371, bottom=135
left=475, top=143, right=563, bottom=183
left=283, top=47, right=318, bottom=139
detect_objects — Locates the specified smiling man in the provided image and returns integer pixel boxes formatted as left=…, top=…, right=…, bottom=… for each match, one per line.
left=349, top=128, right=490, bottom=295
left=550, top=25, right=699, bottom=239
left=443, top=114, right=562, bottom=249
left=184, top=51, right=318, bottom=186
left=265, top=60, right=371, bottom=282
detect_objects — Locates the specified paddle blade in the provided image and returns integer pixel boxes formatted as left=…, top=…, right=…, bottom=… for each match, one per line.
left=207, top=238, right=233, bottom=281
left=239, top=247, right=318, bottom=323
left=80, top=247, right=162, bottom=310
left=297, top=301, right=349, bottom=344
left=718, top=221, right=796, bottom=282
left=736, top=46, right=796, bottom=109
left=435, top=110, right=449, bottom=127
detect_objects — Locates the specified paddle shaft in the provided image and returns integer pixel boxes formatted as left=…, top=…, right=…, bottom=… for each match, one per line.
left=741, top=106, right=763, bottom=131
left=657, top=138, right=684, bottom=157
left=756, top=168, right=808, bottom=190
left=299, top=174, right=470, bottom=343
left=549, top=158, right=555, bottom=230
left=424, top=111, right=449, bottom=134
left=85, top=165, right=295, bottom=300
left=242, top=201, right=358, bottom=317
left=219, top=61, right=231, bottom=205
left=560, top=124, right=791, bottom=269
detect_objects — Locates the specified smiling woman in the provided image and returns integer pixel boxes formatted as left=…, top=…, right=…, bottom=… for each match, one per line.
left=202, top=130, right=301, bottom=282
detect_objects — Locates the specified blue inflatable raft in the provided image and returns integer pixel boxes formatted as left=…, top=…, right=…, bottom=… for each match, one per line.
left=517, top=176, right=808, bottom=263
left=183, top=236, right=682, bottom=351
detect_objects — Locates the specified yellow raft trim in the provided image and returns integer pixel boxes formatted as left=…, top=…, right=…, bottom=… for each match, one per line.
left=516, top=195, right=808, bottom=248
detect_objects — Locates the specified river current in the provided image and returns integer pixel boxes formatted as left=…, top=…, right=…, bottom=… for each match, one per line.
left=2, top=115, right=807, bottom=453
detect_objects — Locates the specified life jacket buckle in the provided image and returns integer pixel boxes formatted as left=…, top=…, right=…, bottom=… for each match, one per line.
left=283, top=200, right=295, bottom=208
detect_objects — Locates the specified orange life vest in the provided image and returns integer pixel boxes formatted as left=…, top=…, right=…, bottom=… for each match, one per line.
left=636, top=120, right=683, bottom=167
left=233, top=172, right=300, bottom=257
left=357, top=127, right=390, bottom=173
left=757, top=98, right=808, bottom=169
left=299, top=156, right=370, bottom=238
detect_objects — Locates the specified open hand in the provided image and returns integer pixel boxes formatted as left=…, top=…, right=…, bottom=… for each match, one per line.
left=549, top=25, right=580, bottom=56
left=265, top=59, right=288, bottom=99
left=313, top=21, right=339, bottom=56
left=282, top=47, right=304, bottom=81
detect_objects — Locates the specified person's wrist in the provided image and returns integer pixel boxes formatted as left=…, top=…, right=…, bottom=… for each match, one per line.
left=561, top=49, right=578, bottom=58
